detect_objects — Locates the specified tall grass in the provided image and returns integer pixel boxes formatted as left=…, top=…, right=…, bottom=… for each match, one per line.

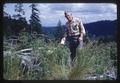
left=3, top=34, right=117, bottom=80
left=68, top=40, right=117, bottom=80
left=4, top=51, right=21, bottom=80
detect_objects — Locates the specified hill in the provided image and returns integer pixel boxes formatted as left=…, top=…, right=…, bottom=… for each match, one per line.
left=84, top=20, right=117, bottom=37
left=42, top=20, right=117, bottom=39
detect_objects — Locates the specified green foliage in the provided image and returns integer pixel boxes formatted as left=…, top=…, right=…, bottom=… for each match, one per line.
left=17, top=31, right=30, bottom=50
left=4, top=53, right=21, bottom=80
left=28, top=39, right=70, bottom=80
left=3, top=34, right=117, bottom=80
left=68, top=40, right=117, bottom=80
left=3, top=16, right=28, bottom=36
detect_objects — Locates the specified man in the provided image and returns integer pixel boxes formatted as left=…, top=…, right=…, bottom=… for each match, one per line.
left=61, top=11, right=86, bottom=62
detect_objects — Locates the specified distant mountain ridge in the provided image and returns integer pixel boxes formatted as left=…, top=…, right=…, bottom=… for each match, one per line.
left=84, top=20, right=117, bottom=37
left=42, top=20, right=117, bottom=38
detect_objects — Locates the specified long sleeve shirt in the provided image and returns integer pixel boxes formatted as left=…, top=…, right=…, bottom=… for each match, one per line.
left=64, top=17, right=86, bottom=38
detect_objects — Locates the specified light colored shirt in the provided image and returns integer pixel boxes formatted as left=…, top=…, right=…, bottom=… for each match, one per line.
left=64, top=17, right=86, bottom=37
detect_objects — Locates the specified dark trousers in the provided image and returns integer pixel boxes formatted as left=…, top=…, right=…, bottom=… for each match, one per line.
left=67, top=35, right=80, bottom=61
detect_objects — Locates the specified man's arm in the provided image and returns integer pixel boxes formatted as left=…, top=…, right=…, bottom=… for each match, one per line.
left=78, top=21, right=86, bottom=41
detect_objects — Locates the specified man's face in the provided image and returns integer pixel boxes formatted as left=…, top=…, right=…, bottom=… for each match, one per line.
left=65, top=12, right=73, bottom=22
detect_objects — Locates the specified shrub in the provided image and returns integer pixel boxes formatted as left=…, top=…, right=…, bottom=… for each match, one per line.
left=3, top=36, right=117, bottom=80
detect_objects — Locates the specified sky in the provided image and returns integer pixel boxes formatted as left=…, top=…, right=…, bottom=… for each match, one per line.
left=4, top=3, right=117, bottom=27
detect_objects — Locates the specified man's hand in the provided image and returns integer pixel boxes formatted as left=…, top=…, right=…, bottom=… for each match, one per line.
left=60, top=37, right=66, bottom=45
left=79, top=33, right=83, bottom=41
left=79, top=36, right=83, bottom=41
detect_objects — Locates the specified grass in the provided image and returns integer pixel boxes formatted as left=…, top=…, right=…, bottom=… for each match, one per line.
left=68, top=40, right=116, bottom=80
left=3, top=35, right=117, bottom=80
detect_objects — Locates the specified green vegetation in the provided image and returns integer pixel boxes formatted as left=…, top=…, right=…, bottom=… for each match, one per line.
left=3, top=33, right=117, bottom=80
left=3, top=3, right=117, bottom=80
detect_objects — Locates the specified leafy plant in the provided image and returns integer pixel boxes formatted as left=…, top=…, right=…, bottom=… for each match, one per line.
left=3, top=36, right=117, bottom=80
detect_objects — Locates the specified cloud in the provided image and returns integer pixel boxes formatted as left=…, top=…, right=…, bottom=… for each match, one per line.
left=49, top=3, right=73, bottom=11
left=71, top=3, right=117, bottom=14
left=4, top=3, right=117, bottom=26
left=38, top=3, right=117, bottom=26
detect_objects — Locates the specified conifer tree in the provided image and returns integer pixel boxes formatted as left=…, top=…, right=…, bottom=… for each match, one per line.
left=13, top=3, right=25, bottom=19
left=29, top=3, right=42, bottom=35
left=54, top=20, right=64, bottom=41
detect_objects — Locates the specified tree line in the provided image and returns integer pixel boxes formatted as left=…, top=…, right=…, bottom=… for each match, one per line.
left=3, top=3, right=64, bottom=41
left=3, top=3, right=42, bottom=37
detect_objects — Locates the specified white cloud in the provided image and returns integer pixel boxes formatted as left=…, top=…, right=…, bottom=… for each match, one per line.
left=71, top=3, right=117, bottom=14
left=38, top=3, right=117, bottom=26
left=4, top=3, right=117, bottom=26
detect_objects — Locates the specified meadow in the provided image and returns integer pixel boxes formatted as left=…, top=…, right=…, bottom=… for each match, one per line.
left=3, top=32, right=117, bottom=80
